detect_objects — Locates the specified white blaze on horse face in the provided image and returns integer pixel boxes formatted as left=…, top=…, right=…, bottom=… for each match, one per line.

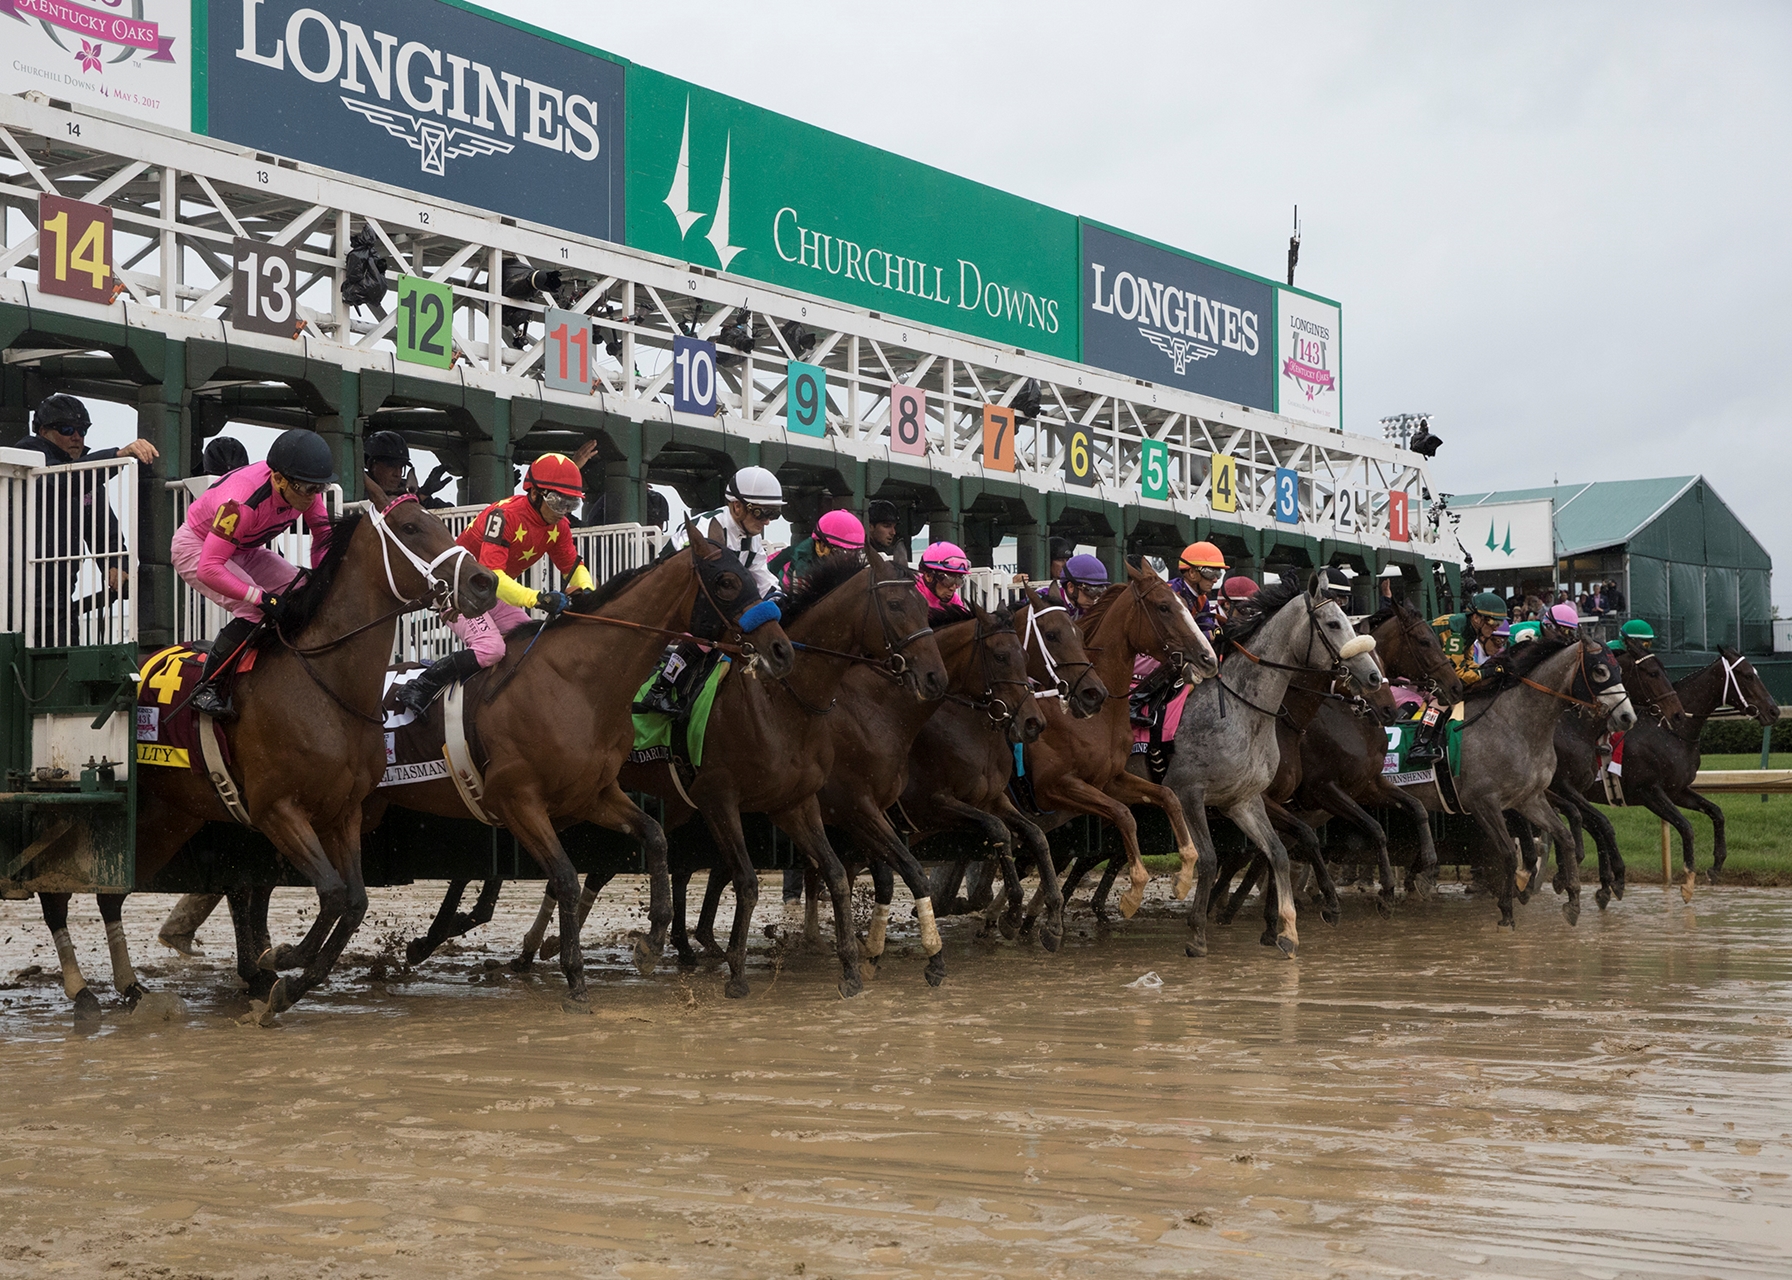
left=1601, top=683, right=1636, bottom=731
left=1169, top=593, right=1219, bottom=675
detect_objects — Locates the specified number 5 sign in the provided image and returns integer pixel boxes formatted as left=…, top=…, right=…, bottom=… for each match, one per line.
left=231, top=238, right=302, bottom=338
left=37, top=195, right=117, bottom=304
left=1139, top=439, right=1170, bottom=501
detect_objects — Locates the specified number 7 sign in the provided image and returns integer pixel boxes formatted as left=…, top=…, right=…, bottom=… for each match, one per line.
left=982, top=404, right=1015, bottom=472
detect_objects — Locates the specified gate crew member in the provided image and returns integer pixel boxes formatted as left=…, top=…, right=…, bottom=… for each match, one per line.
left=670, top=466, right=784, bottom=599
left=865, top=499, right=900, bottom=558
left=771, top=509, right=866, bottom=594
left=396, top=453, right=593, bottom=713
left=1410, top=590, right=1507, bottom=764
left=179, top=429, right=338, bottom=720
left=914, top=541, right=971, bottom=611
left=1171, top=541, right=1228, bottom=637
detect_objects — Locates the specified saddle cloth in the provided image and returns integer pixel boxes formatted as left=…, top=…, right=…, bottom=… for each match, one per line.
left=1381, top=719, right=1464, bottom=787
left=629, top=654, right=732, bottom=770
left=135, top=645, right=239, bottom=772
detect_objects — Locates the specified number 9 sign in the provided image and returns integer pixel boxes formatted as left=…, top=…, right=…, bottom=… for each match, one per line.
left=786, top=360, right=826, bottom=438
left=890, top=384, right=927, bottom=457
left=673, top=335, right=718, bottom=417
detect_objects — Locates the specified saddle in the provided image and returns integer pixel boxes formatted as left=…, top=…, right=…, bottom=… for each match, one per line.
left=1381, top=718, right=1466, bottom=814
left=629, top=648, right=732, bottom=780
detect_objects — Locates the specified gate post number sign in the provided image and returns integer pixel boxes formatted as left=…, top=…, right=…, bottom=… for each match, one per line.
left=544, top=307, right=593, bottom=394
left=982, top=404, right=1015, bottom=472
left=1274, top=467, right=1300, bottom=525
left=1140, top=438, right=1170, bottom=501
left=231, top=238, right=303, bottom=339
left=1062, top=423, right=1096, bottom=488
left=786, top=361, right=826, bottom=438
left=396, top=276, right=455, bottom=370
left=1387, top=489, right=1411, bottom=543
left=1209, top=452, right=1237, bottom=513
left=890, top=384, right=927, bottom=457
left=672, top=335, right=718, bottom=417
left=37, top=195, right=118, bottom=304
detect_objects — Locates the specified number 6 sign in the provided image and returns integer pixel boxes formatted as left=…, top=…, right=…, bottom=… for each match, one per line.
left=889, top=384, right=927, bottom=456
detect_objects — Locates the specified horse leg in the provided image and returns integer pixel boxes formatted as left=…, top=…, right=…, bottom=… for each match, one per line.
left=1311, top=783, right=1392, bottom=917
left=156, top=893, right=223, bottom=957
left=1518, top=796, right=1581, bottom=926
left=866, top=856, right=896, bottom=966
left=997, top=800, right=1062, bottom=953
left=1089, top=857, right=1122, bottom=921
left=540, top=869, right=617, bottom=961
left=1179, top=790, right=1221, bottom=957
left=1039, top=776, right=1154, bottom=921
left=1383, top=785, right=1438, bottom=897
left=775, top=801, right=861, bottom=998
left=566, top=783, right=670, bottom=973
left=696, top=863, right=730, bottom=956
left=95, top=893, right=145, bottom=1006
left=1675, top=788, right=1727, bottom=887
left=39, top=893, right=100, bottom=1016
left=514, top=889, right=557, bottom=972
left=225, top=888, right=276, bottom=1002
left=407, top=879, right=471, bottom=966
left=1582, top=801, right=1625, bottom=902
left=1631, top=783, right=1697, bottom=902
left=849, top=805, right=945, bottom=986
left=1102, top=770, right=1202, bottom=902
left=699, top=804, right=760, bottom=999
left=1467, top=801, right=1519, bottom=928
left=802, top=861, right=823, bottom=946
left=491, top=804, right=590, bottom=1009
left=1221, top=800, right=1300, bottom=957
left=1550, top=792, right=1589, bottom=896
left=1271, top=802, right=1340, bottom=924
left=669, top=860, right=698, bottom=967
left=1218, top=852, right=1266, bottom=925
left=929, top=854, right=972, bottom=916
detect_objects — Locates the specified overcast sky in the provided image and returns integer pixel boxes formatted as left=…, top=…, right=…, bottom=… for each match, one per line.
left=502, top=0, right=1790, bottom=605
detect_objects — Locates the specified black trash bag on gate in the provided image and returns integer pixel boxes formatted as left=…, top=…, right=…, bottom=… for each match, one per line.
left=341, top=227, right=391, bottom=311
left=501, top=260, right=562, bottom=336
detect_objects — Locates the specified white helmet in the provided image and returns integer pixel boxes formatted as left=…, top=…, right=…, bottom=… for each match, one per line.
left=725, top=465, right=783, bottom=509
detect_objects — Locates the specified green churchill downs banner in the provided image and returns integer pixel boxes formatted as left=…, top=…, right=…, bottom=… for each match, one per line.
left=625, top=65, right=1079, bottom=361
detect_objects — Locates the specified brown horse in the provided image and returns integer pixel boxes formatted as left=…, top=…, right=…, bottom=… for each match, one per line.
left=375, top=526, right=793, bottom=1009
left=40, top=487, right=497, bottom=1018
left=632, top=552, right=948, bottom=998
left=909, top=591, right=1109, bottom=950
left=1023, top=562, right=1219, bottom=921
left=818, top=602, right=1045, bottom=984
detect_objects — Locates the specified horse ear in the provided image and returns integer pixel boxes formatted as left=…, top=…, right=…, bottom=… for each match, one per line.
left=685, top=517, right=722, bottom=561
left=969, top=597, right=993, bottom=625
left=1124, top=558, right=1151, bottom=584
left=364, top=476, right=391, bottom=511
left=890, top=541, right=911, bottom=570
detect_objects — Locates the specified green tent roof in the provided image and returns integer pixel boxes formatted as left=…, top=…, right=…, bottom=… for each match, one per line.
left=1448, top=477, right=1699, bottom=557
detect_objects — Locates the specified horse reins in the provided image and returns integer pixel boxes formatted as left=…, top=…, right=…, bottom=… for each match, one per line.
left=1016, top=598, right=1099, bottom=706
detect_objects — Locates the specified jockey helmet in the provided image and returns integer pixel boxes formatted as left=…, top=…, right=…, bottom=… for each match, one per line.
left=1179, top=541, right=1227, bottom=571
left=919, top=541, right=971, bottom=574
left=34, top=392, right=91, bottom=435
left=814, top=509, right=866, bottom=550
left=1469, top=591, right=1507, bottom=620
left=1222, top=575, right=1259, bottom=599
left=1315, top=566, right=1353, bottom=600
left=1492, top=620, right=1512, bottom=637
left=1063, top=553, right=1109, bottom=586
left=1509, top=620, right=1542, bottom=645
left=267, top=428, right=336, bottom=485
left=365, top=430, right=411, bottom=465
left=1549, top=602, right=1581, bottom=629
left=1621, top=618, right=1654, bottom=640
left=725, top=465, right=784, bottom=510
left=525, top=452, right=584, bottom=498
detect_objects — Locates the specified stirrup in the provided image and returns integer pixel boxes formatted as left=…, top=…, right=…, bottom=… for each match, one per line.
left=1407, top=740, right=1443, bottom=765
left=397, top=677, right=445, bottom=713
left=190, top=682, right=236, bottom=722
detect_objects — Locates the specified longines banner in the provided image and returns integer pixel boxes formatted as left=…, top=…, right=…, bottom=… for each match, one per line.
left=1276, top=286, right=1343, bottom=431
left=1079, top=221, right=1276, bottom=412
left=624, top=64, right=1080, bottom=362
left=0, top=0, right=190, bottom=131
left=205, top=0, right=626, bottom=243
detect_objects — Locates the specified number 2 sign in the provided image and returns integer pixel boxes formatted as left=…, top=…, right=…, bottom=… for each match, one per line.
left=231, top=238, right=302, bottom=338
left=395, top=276, right=453, bottom=369
left=37, top=195, right=117, bottom=305
left=889, top=384, right=927, bottom=456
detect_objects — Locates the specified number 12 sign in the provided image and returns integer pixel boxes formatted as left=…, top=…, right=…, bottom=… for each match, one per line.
left=395, top=276, right=454, bottom=369
left=543, top=307, right=592, bottom=394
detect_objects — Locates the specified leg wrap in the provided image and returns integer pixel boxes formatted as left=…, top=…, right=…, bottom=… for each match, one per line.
left=52, top=927, right=88, bottom=999
left=105, top=920, right=138, bottom=993
left=867, top=903, right=890, bottom=957
left=916, top=898, right=942, bottom=956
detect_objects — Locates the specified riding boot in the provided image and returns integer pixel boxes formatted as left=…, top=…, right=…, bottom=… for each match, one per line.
left=396, top=650, right=484, bottom=715
left=633, top=642, right=699, bottom=716
left=1406, top=706, right=1447, bottom=766
left=191, top=617, right=256, bottom=721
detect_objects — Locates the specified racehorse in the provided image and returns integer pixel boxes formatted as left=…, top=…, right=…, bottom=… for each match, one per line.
left=1576, top=646, right=1778, bottom=898
left=623, top=552, right=948, bottom=999
left=1547, top=642, right=1689, bottom=907
left=378, top=526, right=793, bottom=1010
left=1018, top=562, right=1218, bottom=923
left=1161, top=576, right=1382, bottom=959
left=911, top=591, right=1108, bottom=950
left=816, top=602, right=1045, bottom=983
left=1397, top=636, right=1634, bottom=927
left=37, top=486, right=495, bottom=1018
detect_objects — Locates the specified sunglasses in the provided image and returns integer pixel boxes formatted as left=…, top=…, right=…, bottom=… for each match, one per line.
left=44, top=421, right=89, bottom=438
left=283, top=477, right=327, bottom=497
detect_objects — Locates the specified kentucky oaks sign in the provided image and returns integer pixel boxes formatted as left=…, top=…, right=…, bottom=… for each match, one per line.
left=0, top=0, right=189, bottom=131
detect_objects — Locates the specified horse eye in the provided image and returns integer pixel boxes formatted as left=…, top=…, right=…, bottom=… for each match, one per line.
left=713, top=573, right=742, bottom=601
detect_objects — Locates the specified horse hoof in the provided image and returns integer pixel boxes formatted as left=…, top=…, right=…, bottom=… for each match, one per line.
left=1680, top=876, right=1696, bottom=904
left=1563, top=900, right=1581, bottom=927
left=631, top=937, right=657, bottom=978
left=699, top=941, right=726, bottom=961
left=1516, top=889, right=1531, bottom=906
left=404, top=938, right=431, bottom=966
left=838, top=972, right=864, bottom=999
left=1171, top=870, right=1194, bottom=900
left=71, top=986, right=101, bottom=1017
left=1376, top=896, right=1393, bottom=919
left=1259, top=929, right=1277, bottom=948
left=1322, top=908, right=1341, bottom=927
left=924, top=955, right=946, bottom=988
left=258, top=978, right=294, bottom=1026
left=540, top=935, right=562, bottom=960
left=1595, top=886, right=1612, bottom=910
left=1040, top=925, right=1062, bottom=954
left=1117, top=886, right=1145, bottom=919
left=724, top=976, right=750, bottom=1000
left=1276, top=935, right=1298, bottom=959
left=158, top=933, right=202, bottom=958
left=509, top=954, right=535, bottom=974
left=273, top=944, right=304, bottom=971
left=674, top=948, right=698, bottom=970
left=999, top=912, right=1020, bottom=941
left=121, top=982, right=147, bottom=1008
left=256, top=948, right=278, bottom=973
left=1612, top=879, right=1626, bottom=901
left=1185, top=940, right=1208, bottom=958
left=1498, top=918, right=1515, bottom=930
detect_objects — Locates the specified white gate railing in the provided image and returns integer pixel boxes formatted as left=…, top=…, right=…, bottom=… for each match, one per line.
left=0, top=450, right=138, bottom=648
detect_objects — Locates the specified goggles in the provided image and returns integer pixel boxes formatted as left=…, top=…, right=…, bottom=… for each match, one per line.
left=540, top=490, right=580, bottom=512
left=282, top=477, right=327, bottom=497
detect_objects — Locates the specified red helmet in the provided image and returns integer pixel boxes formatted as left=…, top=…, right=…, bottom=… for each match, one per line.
left=525, top=452, right=583, bottom=498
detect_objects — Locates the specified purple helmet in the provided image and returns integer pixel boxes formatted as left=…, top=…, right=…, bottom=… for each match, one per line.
left=814, top=509, right=866, bottom=550
left=919, top=541, right=970, bottom=574
left=1062, top=553, right=1109, bottom=586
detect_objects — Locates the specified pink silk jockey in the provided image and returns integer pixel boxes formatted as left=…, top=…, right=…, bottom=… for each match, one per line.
left=1130, top=653, right=1194, bottom=751
left=915, top=574, right=962, bottom=612
left=175, top=461, right=331, bottom=619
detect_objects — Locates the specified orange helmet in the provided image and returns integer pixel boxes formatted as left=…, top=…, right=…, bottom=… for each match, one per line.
left=525, top=452, right=583, bottom=498
left=1179, top=541, right=1226, bottom=571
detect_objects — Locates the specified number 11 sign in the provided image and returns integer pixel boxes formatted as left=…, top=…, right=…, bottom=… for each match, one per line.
left=543, top=307, right=592, bottom=394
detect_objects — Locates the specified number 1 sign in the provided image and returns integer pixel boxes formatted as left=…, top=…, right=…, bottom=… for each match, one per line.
left=1387, top=489, right=1411, bottom=543
left=543, top=307, right=592, bottom=394
left=890, top=384, right=927, bottom=456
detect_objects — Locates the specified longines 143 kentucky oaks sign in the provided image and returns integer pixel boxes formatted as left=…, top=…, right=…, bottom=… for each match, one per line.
left=624, top=65, right=1081, bottom=363
left=0, top=0, right=190, bottom=131
left=208, top=0, right=626, bottom=243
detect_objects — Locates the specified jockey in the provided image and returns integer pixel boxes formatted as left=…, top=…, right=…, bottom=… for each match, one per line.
left=1172, top=541, right=1227, bottom=636
left=670, top=465, right=783, bottom=599
left=1544, top=601, right=1582, bottom=641
left=396, top=453, right=593, bottom=713
left=1412, top=590, right=1507, bottom=765
left=1220, top=574, right=1259, bottom=618
left=915, top=541, right=971, bottom=611
left=180, top=428, right=337, bottom=720
left=1055, top=553, right=1110, bottom=620
left=771, top=508, right=866, bottom=593
left=1611, top=617, right=1654, bottom=655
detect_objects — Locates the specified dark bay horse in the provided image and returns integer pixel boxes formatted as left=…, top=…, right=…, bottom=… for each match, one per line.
left=625, top=553, right=948, bottom=998
left=378, top=527, right=793, bottom=1010
left=37, top=488, right=496, bottom=1018
left=1577, top=646, right=1778, bottom=898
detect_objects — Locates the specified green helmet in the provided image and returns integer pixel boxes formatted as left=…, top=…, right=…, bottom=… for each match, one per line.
left=1509, top=620, right=1542, bottom=645
left=1469, top=591, right=1507, bottom=619
left=1620, top=618, right=1654, bottom=640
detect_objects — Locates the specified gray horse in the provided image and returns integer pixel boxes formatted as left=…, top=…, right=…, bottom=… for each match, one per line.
left=1397, top=636, right=1634, bottom=927
left=1166, top=576, right=1383, bottom=959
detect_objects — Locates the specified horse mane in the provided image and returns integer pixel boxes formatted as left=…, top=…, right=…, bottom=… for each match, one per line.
left=266, top=511, right=365, bottom=639
left=1073, top=581, right=1129, bottom=634
left=568, top=560, right=652, bottom=614
left=778, top=552, right=866, bottom=627
left=929, top=602, right=1014, bottom=629
left=1464, top=635, right=1573, bottom=700
left=1215, top=577, right=1304, bottom=655
left=1360, top=595, right=1417, bottom=633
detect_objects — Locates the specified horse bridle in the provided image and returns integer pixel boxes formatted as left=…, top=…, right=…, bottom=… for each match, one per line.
left=948, top=615, right=1033, bottom=733
left=1017, top=598, right=1100, bottom=706
left=1717, top=652, right=1767, bottom=720
left=370, top=495, right=479, bottom=615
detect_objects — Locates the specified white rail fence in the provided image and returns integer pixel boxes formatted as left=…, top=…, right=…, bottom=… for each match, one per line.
left=1, top=449, right=138, bottom=648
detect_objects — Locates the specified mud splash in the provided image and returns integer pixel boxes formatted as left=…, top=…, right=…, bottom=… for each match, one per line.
left=1, top=880, right=1788, bottom=1278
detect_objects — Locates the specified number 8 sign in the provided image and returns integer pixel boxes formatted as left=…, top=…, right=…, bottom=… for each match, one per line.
left=890, top=385, right=927, bottom=456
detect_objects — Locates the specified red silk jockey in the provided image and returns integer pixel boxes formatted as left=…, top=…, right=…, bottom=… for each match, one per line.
left=397, top=453, right=593, bottom=712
